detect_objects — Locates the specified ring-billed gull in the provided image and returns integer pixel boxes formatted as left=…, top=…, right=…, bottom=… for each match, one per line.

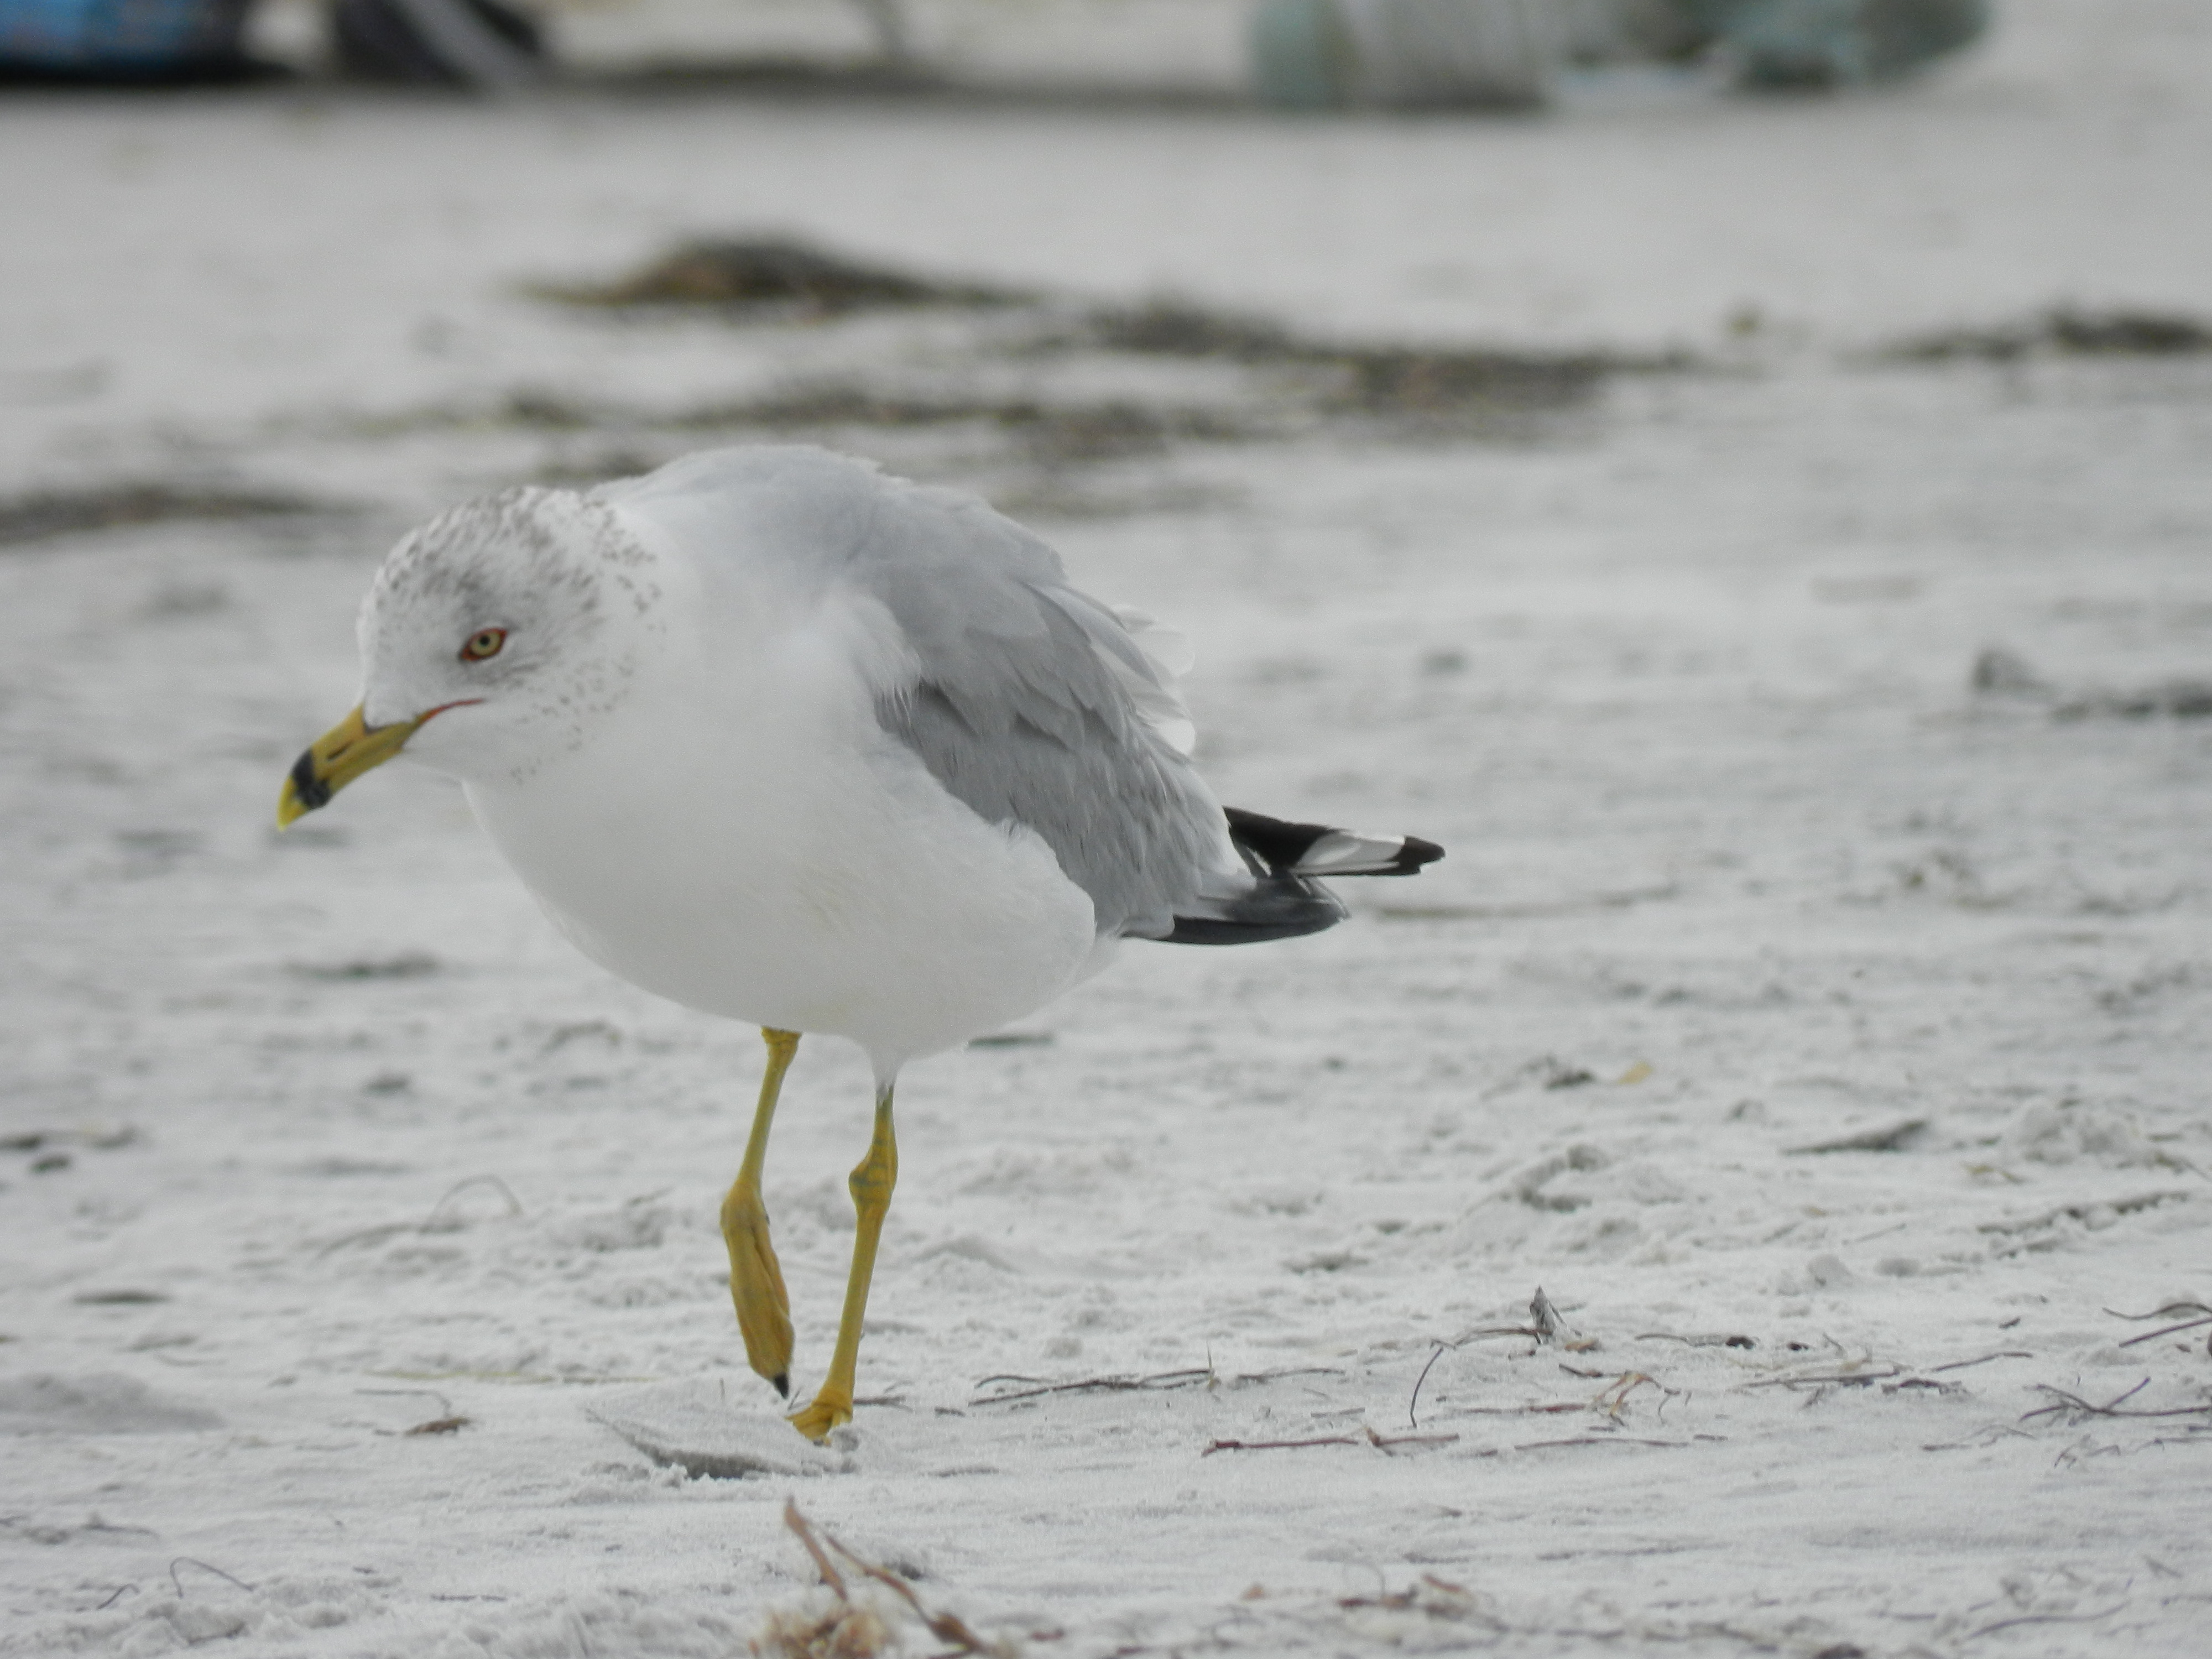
left=277, top=446, right=1441, bottom=1441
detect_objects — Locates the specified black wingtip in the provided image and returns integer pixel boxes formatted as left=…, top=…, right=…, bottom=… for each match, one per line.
left=771, top=1371, right=790, bottom=1400
left=1392, top=835, right=1445, bottom=874
left=1224, top=807, right=1444, bottom=878
left=1164, top=873, right=1349, bottom=945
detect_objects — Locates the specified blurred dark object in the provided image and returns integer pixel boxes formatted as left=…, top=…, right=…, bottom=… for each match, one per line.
left=1249, top=0, right=1350, bottom=108
left=1249, top=0, right=1991, bottom=107
left=1969, top=647, right=2051, bottom=698
left=0, top=0, right=262, bottom=81
left=1564, top=0, right=1710, bottom=61
left=2056, top=682, right=2212, bottom=722
left=332, top=0, right=544, bottom=87
left=0, top=481, right=335, bottom=547
left=1251, top=0, right=1554, bottom=110
left=1687, top=0, right=1990, bottom=87
left=849, top=0, right=909, bottom=63
left=533, top=238, right=1031, bottom=315
left=1971, top=648, right=2212, bottom=723
left=1887, top=307, right=2212, bottom=364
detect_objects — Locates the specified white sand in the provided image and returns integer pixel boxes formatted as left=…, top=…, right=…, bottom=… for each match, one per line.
left=3, top=2, right=2209, bottom=1653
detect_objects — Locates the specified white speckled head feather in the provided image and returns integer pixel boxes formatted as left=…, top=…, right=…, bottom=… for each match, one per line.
left=356, top=486, right=670, bottom=786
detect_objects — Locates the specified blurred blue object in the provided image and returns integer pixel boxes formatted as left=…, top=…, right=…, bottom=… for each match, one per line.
left=0, top=0, right=250, bottom=70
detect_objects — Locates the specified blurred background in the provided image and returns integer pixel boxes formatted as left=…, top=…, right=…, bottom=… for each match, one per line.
left=2, top=0, right=2206, bottom=529
left=4, top=0, right=1993, bottom=97
left=4, top=3, right=2212, bottom=1652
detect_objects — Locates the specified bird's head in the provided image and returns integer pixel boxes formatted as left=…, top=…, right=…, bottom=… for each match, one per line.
left=278, top=486, right=665, bottom=826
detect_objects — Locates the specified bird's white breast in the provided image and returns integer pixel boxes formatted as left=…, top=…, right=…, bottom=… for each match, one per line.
left=460, top=567, right=1100, bottom=1075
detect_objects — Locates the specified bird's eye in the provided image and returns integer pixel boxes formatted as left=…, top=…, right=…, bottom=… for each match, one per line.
left=460, top=628, right=507, bottom=662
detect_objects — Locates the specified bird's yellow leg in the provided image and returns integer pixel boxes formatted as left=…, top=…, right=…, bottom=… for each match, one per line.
left=789, top=1085, right=898, bottom=1442
left=721, top=1028, right=800, bottom=1396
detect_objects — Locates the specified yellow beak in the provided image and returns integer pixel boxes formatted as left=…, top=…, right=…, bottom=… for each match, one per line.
left=275, top=705, right=422, bottom=828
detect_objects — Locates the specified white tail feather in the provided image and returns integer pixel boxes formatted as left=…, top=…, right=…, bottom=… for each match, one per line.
left=1294, top=830, right=1418, bottom=875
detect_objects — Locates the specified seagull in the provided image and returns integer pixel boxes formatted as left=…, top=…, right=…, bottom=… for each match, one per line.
left=277, top=447, right=1441, bottom=1441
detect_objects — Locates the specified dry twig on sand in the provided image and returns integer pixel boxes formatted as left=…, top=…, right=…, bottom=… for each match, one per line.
left=1925, top=1350, right=2033, bottom=1373
left=1963, top=1602, right=2131, bottom=1641
left=2106, top=1300, right=2212, bottom=1350
left=1202, top=1433, right=1361, bottom=1454
left=2020, top=1380, right=2212, bottom=1426
left=969, top=1366, right=1211, bottom=1406
left=1785, top=1117, right=1930, bottom=1155
left=314, top=1175, right=524, bottom=1259
left=1336, top=1571, right=1496, bottom=1627
left=1742, top=1364, right=1903, bottom=1391
left=1407, top=1287, right=1599, bottom=1426
left=1593, top=1373, right=1677, bottom=1419
left=1511, top=1436, right=1697, bottom=1452
left=1202, top=1426, right=1459, bottom=1457
left=167, top=1558, right=253, bottom=1597
left=1412, top=1350, right=1677, bottom=1433
left=358, top=1386, right=471, bottom=1436
left=1634, top=1331, right=1756, bottom=1350
left=968, top=1365, right=1333, bottom=1408
left=769, top=1500, right=1015, bottom=1659
left=1442, top=1402, right=1584, bottom=1418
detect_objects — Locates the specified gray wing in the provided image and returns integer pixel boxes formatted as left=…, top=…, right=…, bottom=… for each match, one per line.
left=848, top=480, right=1230, bottom=938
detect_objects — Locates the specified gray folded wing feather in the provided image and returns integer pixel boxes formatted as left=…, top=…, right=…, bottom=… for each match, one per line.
left=848, top=483, right=1229, bottom=938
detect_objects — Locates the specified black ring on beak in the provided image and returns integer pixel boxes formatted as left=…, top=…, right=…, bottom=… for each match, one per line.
left=288, top=749, right=333, bottom=812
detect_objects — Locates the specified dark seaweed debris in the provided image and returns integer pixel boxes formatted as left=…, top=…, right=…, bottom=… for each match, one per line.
left=1886, top=307, right=2212, bottom=364
left=1970, top=646, right=2212, bottom=721
left=1086, top=299, right=1653, bottom=413
left=535, top=238, right=1673, bottom=421
left=2056, top=683, right=2212, bottom=722
left=0, top=483, right=338, bottom=547
left=286, top=951, right=443, bottom=982
left=534, top=237, right=1031, bottom=315
left=468, top=385, right=1265, bottom=460
left=677, top=386, right=1261, bottom=458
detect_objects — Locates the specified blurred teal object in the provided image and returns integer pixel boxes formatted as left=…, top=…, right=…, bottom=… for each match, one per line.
left=1684, top=0, right=1990, bottom=85
left=1249, top=0, right=1991, bottom=105
left=1250, top=0, right=1555, bottom=110
left=1250, top=0, right=1357, bottom=108
left=0, top=0, right=249, bottom=69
